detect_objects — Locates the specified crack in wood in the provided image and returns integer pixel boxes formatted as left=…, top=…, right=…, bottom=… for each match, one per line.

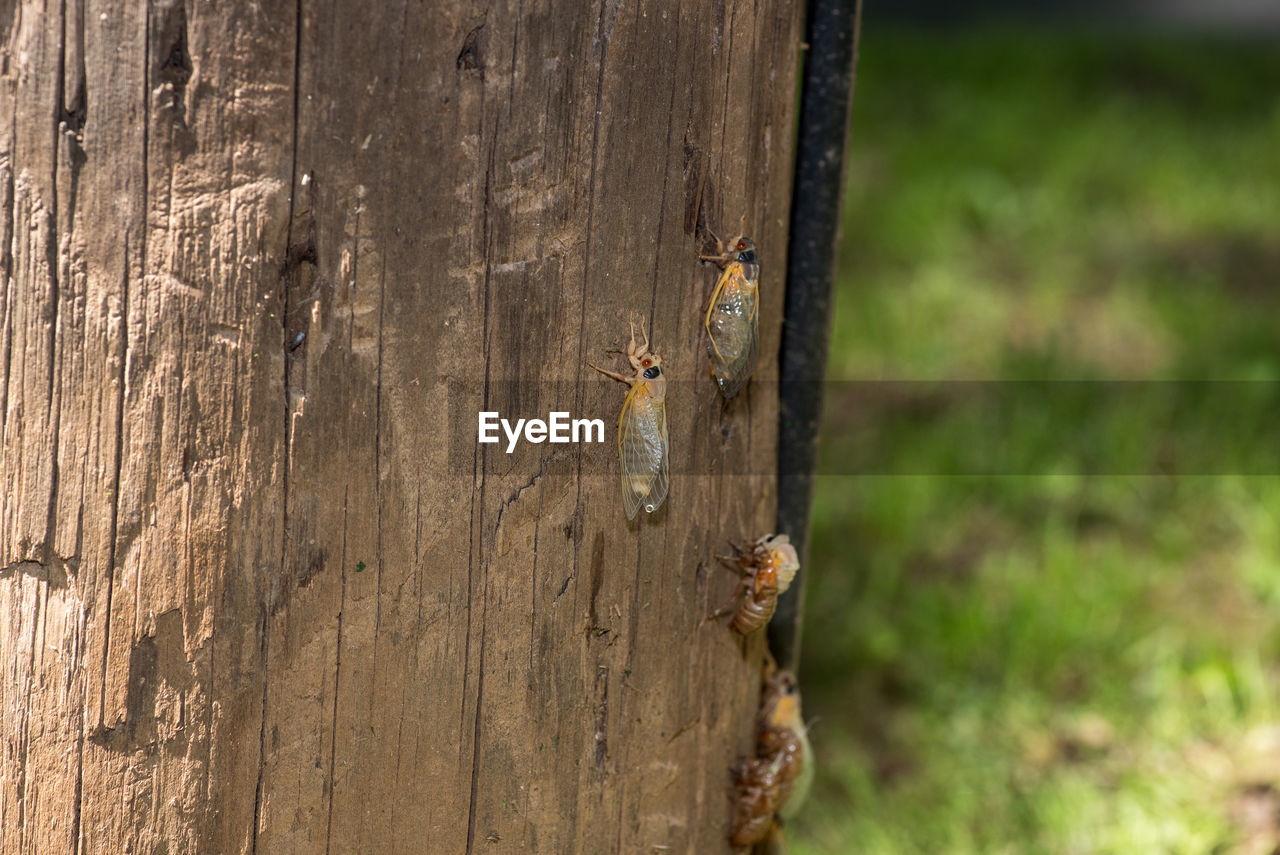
left=456, top=21, right=486, bottom=75
left=0, top=557, right=70, bottom=588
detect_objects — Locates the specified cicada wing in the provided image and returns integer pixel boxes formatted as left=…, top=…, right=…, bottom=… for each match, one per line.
left=619, top=435, right=643, bottom=523
left=618, top=385, right=668, bottom=519
left=646, top=401, right=669, bottom=514
left=776, top=726, right=815, bottom=822
left=769, top=538, right=801, bottom=594
left=617, top=388, right=642, bottom=521
left=716, top=308, right=758, bottom=399
left=706, top=266, right=760, bottom=399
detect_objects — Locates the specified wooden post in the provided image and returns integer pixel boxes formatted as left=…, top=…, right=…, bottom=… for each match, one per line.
left=0, top=1, right=802, bottom=852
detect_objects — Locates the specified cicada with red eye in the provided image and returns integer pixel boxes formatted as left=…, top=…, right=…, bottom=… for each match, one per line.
left=589, top=318, right=669, bottom=520
left=699, top=234, right=760, bottom=398
left=715, top=533, right=800, bottom=635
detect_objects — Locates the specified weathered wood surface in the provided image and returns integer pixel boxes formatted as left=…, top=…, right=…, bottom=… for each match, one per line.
left=0, top=0, right=803, bottom=852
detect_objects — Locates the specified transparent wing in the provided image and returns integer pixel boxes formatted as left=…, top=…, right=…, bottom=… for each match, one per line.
left=648, top=401, right=669, bottom=513
left=618, top=385, right=668, bottom=519
left=706, top=265, right=760, bottom=398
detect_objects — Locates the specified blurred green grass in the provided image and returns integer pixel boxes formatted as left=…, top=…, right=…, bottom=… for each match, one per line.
left=795, top=30, right=1280, bottom=855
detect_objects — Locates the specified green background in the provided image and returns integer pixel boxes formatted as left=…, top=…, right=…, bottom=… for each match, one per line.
left=794, top=29, right=1280, bottom=854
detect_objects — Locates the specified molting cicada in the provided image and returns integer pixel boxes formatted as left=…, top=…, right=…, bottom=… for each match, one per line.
left=758, top=670, right=813, bottom=825
left=730, top=670, right=813, bottom=849
left=699, top=234, right=760, bottom=398
left=716, top=533, right=800, bottom=635
left=589, top=318, right=670, bottom=520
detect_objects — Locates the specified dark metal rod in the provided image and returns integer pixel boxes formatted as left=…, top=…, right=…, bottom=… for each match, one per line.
left=771, top=0, right=863, bottom=671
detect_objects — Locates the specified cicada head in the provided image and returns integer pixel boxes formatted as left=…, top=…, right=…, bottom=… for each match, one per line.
left=733, top=236, right=757, bottom=265
left=762, top=671, right=803, bottom=734
left=636, top=351, right=664, bottom=380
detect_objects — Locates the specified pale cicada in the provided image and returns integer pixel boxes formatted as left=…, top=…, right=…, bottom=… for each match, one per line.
left=715, top=534, right=800, bottom=635
left=699, top=235, right=760, bottom=398
left=589, top=319, right=669, bottom=520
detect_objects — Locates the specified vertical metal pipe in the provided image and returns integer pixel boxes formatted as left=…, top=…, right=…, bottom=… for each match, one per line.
left=771, top=0, right=863, bottom=671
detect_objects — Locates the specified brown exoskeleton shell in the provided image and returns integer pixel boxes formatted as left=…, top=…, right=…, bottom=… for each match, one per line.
left=717, top=534, right=801, bottom=634
left=729, top=752, right=789, bottom=846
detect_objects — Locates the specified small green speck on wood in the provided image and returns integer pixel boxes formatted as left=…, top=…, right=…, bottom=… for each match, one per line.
left=354, top=561, right=366, bottom=573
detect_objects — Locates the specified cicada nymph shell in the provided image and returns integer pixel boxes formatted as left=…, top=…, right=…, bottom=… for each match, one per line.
left=730, top=750, right=793, bottom=847
left=718, top=533, right=801, bottom=635
left=589, top=318, right=670, bottom=520
left=699, top=235, right=760, bottom=398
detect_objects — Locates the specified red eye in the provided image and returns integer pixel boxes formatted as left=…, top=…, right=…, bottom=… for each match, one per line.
left=642, top=358, right=652, bottom=367
left=737, top=240, right=747, bottom=249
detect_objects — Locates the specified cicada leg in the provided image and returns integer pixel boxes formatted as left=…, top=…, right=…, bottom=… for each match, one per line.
left=699, top=216, right=745, bottom=262
left=625, top=315, right=653, bottom=370
left=708, top=547, right=754, bottom=621
left=706, top=601, right=737, bottom=621
left=707, top=576, right=751, bottom=622
left=588, top=362, right=633, bottom=386
left=697, top=226, right=728, bottom=263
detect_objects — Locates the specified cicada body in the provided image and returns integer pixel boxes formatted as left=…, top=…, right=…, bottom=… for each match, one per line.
left=759, top=671, right=813, bottom=822
left=720, top=534, right=801, bottom=635
left=589, top=319, right=669, bottom=520
left=700, top=236, right=760, bottom=398
left=730, top=670, right=812, bottom=848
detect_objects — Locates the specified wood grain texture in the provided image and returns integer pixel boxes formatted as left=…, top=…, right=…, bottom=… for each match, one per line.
left=0, top=0, right=803, bottom=852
